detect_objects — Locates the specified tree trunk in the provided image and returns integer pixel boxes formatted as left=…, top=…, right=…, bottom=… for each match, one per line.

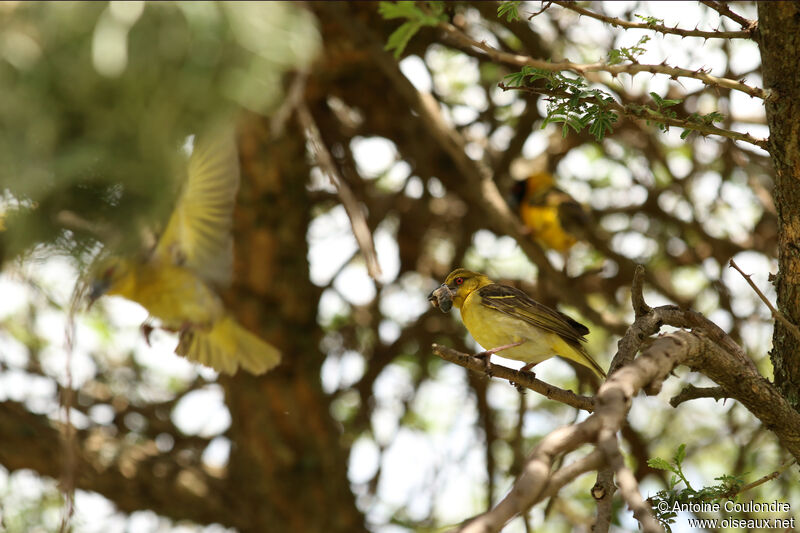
left=758, top=2, right=800, bottom=410
left=219, top=115, right=365, bottom=532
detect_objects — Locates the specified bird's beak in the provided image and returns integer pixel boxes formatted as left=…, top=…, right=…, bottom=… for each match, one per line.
left=87, top=279, right=110, bottom=308
left=427, top=283, right=454, bottom=313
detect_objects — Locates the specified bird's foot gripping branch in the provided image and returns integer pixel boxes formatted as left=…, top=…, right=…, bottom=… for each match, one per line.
left=429, top=265, right=800, bottom=533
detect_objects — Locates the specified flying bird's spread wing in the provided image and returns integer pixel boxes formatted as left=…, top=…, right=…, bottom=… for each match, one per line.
left=154, top=127, right=240, bottom=285
left=477, top=283, right=589, bottom=343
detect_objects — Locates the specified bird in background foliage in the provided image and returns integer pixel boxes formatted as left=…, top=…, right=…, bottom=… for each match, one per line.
left=511, top=171, right=590, bottom=253
left=89, top=126, right=281, bottom=375
left=428, top=268, right=606, bottom=379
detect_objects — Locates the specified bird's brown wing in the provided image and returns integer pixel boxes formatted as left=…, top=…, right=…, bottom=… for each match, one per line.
left=552, top=191, right=590, bottom=235
left=477, top=283, right=589, bottom=343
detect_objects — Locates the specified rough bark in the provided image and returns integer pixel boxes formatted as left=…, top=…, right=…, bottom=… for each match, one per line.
left=218, top=116, right=365, bottom=532
left=758, top=2, right=800, bottom=410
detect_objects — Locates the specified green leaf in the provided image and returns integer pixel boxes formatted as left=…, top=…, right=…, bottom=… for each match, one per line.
left=635, top=13, right=665, bottom=27
left=379, top=2, right=449, bottom=57
left=674, top=443, right=687, bottom=465
left=497, top=1, right=522, bottom=22
left=647, top=457, right=673, bottom=471
left=384, top=20, right=423, bottom=58
left=378, top=1, right=424, bottom=20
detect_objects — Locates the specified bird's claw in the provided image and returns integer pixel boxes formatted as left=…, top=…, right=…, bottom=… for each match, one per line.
left=140, top=323, right=154, bottom=346
left=519, top=362, right=537, bottom=379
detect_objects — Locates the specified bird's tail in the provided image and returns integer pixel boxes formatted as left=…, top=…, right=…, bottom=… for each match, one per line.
left=565, top=341, right=607, bottom=379
left=176, top=315, right=281, bottom=375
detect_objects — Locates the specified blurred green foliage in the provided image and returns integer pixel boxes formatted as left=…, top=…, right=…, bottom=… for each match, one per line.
left=0, top=1, right=318, bottom=264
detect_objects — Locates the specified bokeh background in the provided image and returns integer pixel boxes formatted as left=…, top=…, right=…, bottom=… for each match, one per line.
left=0, top=2, right=797, bottom=532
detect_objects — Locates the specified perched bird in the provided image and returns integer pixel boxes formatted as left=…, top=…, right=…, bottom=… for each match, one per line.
left=511, top=172, right=590, bottom=253
left=428, top=268, right=605, bottom=378
left=89, top=127, right=281, bottom=375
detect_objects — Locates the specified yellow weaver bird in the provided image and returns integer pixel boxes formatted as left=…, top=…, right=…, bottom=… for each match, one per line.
left=511, top=172, right=589, bottom=253
left=89, top=127, right=280, bottom=375
left=428, top=268, right=605, bottom=379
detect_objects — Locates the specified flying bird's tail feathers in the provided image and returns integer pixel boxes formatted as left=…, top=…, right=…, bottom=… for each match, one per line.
left=177, top=315, right=281, bottom=375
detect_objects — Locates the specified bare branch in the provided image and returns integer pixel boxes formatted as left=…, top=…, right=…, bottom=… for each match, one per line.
left=553, top=1, right=752, bottom=39
left=296, top=102, right=383, bottom=280
left=669, top=384, right=728, bottom=407
left=737, top=460, right=797, bottom=494
left=432, top=344, right=596, bottom=412
left=526, top=1, right=553, bottom=21
left=458, top=417, right=603, bottom=533
left=596, top=430, right=661, bottom=533
left=439, top=22, right=769, bottom=100
left=700, top=1, right=757, bottom=32
left=631, top=265, right=651, bottom=318
left=729, top=258, right=800, bottom=343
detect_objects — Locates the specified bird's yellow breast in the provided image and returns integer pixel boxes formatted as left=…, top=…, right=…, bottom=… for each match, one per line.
left=109, top=262, right=224, bottom=329
left=460, top=290, right=565, bottom=364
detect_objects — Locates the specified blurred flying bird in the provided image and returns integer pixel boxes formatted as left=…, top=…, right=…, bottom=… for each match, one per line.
left=89, top=127, right=281, bottom=375
left=428, top=268, right=605, bottom=379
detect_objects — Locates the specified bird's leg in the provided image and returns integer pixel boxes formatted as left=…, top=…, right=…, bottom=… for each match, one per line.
left=140, top=320, right=155, bottom=346
left=473, top=341, right=525, bottom=376
left=519, top=361, right=537, bottom=377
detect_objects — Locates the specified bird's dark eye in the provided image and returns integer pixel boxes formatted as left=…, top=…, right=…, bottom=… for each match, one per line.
left=455, top=277, right=464, bottom=285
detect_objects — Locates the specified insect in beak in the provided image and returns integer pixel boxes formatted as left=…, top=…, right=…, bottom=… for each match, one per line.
left=427, top=283, right=453, bottom=313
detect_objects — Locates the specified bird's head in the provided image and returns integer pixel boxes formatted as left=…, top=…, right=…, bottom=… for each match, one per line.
left=511, top=172, right=555, bottom=208
left=428, top=268, right=492, bottom=312
left=525, top=172, right=555, bottom=195
left=88, top=257, right=135, bottom=306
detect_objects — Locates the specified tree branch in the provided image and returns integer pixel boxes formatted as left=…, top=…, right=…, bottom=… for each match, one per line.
left=700, top=1, right=757, bottom=32
left=553, top=1, right=752, bottom=40
left=438, top=22, right=769, bottom=100
left=729, top=258, right=800, bottom=343
left=0, top=400, right=230, bottom=527
left=499, top=83, right=769, bottom=149
left=431, top=344, right=596, bottom=412
left=669, top=384, right=728, bottom=407
left=296, top=102, right=383, bottom=280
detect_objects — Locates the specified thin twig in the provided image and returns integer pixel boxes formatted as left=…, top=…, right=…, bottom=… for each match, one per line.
left=59, top=282, right=84, bottom=533
left=432, top=344, right=595, bottom=412
left=729, top=259, right=800, bottom=343
left=526, top=1, right=552, bottom=20
left=737, top=460, right=796, bottom=495
left=296, top=103, right=383, bottom=280
left=553, top=1, right=751, bottom=39
left=439, top=21, right=768, bottom=100
left=270, top=71, right=308, bottom=137
left=669, top=384, right=728, bottom=407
